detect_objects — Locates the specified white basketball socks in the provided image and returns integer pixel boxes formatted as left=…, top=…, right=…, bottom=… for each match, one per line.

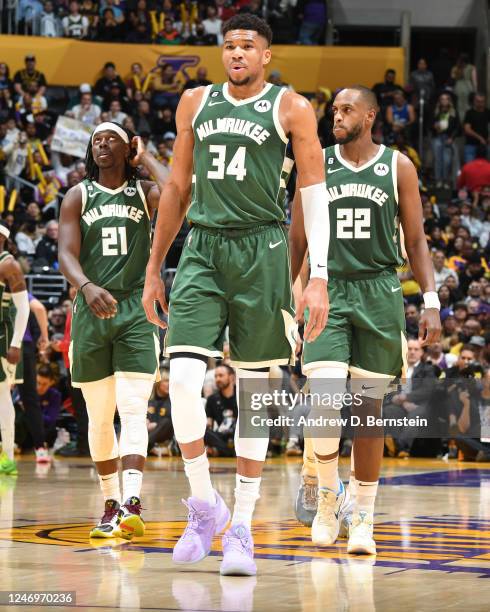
left=99, top=472, right=121, bottom=503
left=355, top=480, right=378, bottom=515
left=183, top=452, right=216, bottom=505
left=232, top=474, right=261, bottom=528
left=122, top=468, right=143, bottom=501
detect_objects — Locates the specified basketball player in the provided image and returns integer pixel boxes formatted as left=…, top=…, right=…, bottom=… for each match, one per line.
left=0, top=224, right=30, bottom=476
left=143, top=14, right=329, bottom=575
left=290, top=86, right=441, bottom=554
left=59, top=122, right=167, bottom=539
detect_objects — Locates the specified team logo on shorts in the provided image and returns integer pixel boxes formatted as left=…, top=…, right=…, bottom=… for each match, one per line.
left=254, top=100, right=271, bottom=113
left=374, top=163, right=389, bottom=176
left=124, top=187, right=137, bottom=197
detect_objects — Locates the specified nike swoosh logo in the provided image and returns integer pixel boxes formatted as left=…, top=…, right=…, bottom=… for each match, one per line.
left=327, top=168, right=342, bottom=174
left=269, top=241, right=283, bottom=249
left=391, top=286, right=402, bottom=292
left=208, top=101, right=225, bottom=106
left=87, top=191, right=101, bottom=198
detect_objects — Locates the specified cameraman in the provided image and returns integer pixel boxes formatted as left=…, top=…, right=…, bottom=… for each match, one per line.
left=446, top=345, right=489, bottom=460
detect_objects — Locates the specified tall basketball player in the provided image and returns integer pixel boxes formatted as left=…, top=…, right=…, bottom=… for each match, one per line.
left=0, top=224, right=29, bottom=476
left=143, top=14, right=330, bottom=575
left=59, top=122, right=167, bottom=539
left=290, top=87, right=441, bottom=554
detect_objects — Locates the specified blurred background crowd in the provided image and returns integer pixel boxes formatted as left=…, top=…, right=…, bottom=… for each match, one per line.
left=0, top=0, right=489, bottom=465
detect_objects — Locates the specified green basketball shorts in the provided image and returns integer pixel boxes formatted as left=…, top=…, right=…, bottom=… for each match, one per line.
left=70, top=289, right=160, bottom=387
left=0, top=320, right=23, bottom=384
left=303, top=270, right=407, bottom=377
left=165, top=223, right=296, bottom=368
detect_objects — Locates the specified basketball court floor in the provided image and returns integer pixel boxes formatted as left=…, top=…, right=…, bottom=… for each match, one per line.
left=0, top=456, right=489, bottom=611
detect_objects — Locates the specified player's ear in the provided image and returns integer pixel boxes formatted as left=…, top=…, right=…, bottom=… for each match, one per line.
left=263, top=48, right=272, bottom=66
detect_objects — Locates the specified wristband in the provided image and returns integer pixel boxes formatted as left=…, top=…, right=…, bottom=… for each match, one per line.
left=80, top=281, right=93, bottom=292
left=423, top=291, right=440, bottom=310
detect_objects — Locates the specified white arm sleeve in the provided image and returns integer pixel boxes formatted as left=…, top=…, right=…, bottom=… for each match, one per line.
left=300, top=182, right=329, bottom=281
left=11, top=290, right=29, bottom=349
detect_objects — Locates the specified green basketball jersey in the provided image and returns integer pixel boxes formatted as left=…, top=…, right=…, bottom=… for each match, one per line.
left=79, top=179, right=151, bottom=293
left=0, top=252, right=14, bottom=323
left=189, top=83, right=293, bottom=228
left=325, top=144, right=404, bottom=278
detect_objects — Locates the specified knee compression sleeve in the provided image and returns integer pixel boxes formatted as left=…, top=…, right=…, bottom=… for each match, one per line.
left=169, top=357, right=207, bottom=444
left=234, top=368, right=270, bottom=462
left=116, top=377, right=154, bottom=458
left=80, top=377, right=118, bottom=462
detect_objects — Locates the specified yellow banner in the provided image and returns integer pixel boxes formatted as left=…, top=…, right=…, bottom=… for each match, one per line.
left=2, top=35, right=404, bottom=92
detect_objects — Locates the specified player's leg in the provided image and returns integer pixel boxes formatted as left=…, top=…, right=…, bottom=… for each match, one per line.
left=111, top=293, right=160, bottom=539
left=165, top=227, right=231, bottom=564
left=295, top=435, right=318, bottom=527
left=0, top=378, right=17, bottom=475
left=347, top=272, right=406, bottom=555
left=221, top=224, right=295, bottom=576
left=71, top=295, right=120, bottom=537
left=80, top=376, right=121, bottom=538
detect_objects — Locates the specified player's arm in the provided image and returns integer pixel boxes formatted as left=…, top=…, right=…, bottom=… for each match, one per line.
left=397, top=153, right=441, bottom=346
left=142, top=87, right=203, bottom=328
left=2, top=257, right=29, bottom=365
left=289, top=186, right=308, bottom=283
left=30, top=297, right=49, bottom=351
left=130, top=136, right=167, bottom=213
left=58, top=186, right=117, bottom=319
left=282, top=91, right=329, bottom=342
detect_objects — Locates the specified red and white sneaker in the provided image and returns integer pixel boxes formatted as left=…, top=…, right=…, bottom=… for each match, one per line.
left=35, top=448, right=51, bottom=464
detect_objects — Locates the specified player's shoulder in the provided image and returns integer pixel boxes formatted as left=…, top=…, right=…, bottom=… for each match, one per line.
left=395, top=148, right=417, bottom=176
left=280, top=89, right=313, bottom=112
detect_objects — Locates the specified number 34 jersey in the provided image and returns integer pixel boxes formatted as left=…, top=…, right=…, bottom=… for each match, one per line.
left=189, top=83, right=293, bottom=228
left=78, top=179, right=151, bottom=293
left=324, top=144, right=404, bottom=278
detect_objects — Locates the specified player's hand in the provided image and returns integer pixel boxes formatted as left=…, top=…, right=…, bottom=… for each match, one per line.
left=296, top=278, right=329, bottom=343
left=418, top=308, right=441, bottom=346
left=142, top=269, right=168, bottom=329
left=130, top=136, right=146, bottom=167
left=82, top=283, right=118, bottom=319
left=38, top=335, right=49, bottom=352
left=6, top=347, right=21, bottom=365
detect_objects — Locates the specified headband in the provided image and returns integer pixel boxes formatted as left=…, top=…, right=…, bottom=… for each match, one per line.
left=91, top=122, right=129, bottom=144
left=0, top=225, right=10, bottom=239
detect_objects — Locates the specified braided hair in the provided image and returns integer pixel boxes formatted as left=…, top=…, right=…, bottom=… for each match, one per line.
left=84, top=122, right=138, bottom=182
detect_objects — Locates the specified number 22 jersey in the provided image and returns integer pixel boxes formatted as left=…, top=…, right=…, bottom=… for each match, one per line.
left=324, top=144, right=404, bottom=278
left=189, top=82, right=294, bottom=228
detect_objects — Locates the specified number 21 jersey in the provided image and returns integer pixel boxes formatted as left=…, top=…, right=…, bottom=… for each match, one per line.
left=78, top=179, right=151, bottom=292
left=189, top=83, right=293, bottom=228
left=325, top=144, right=404, bottom=278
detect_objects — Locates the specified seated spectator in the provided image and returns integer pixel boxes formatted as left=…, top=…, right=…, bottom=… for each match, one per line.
left=311, top=87, right=330, bottom=122
left=438, top=283, right=455, bottom=310
left=459, top=251, right=486, bottom=294
left=392, top=130, right=421, bottom=172
left=0, top=63, right=12, bottom=96
left=384, top=338, right=438, bottom=458
left=152, top=64, right=182, bottom=111
left=40, top=1, right=63, bottom=37
left=463, top=93, right=490, bottom=163
left=67, top=89, right=102, bottom=125
left=107, top=99, right=127, bottom=124
left=15, top=221, right=39, bottom=256
left=126, top=63, right=151, bottom=100
left=35, top=220, right=58, bottom=269
left=268, top=70, right=292, bottom=90
left=147, top=372, right=174, bottom=456
left=202, top=6, right=223, bottom=45
left=297, top=0, right=326, bottom=45
left=62, top=1, right=89, bottom=39
left=386, top=90, right=416, bottom=143
left=179, top=0, right=199, bottom=39
left=102, top=81, right=129, bottom=113
left=49, top=307, right=67, bottom=336
left=99, top=0, right=124, bottom=23
left=156, top=17, right=182, bottom=45
left=126, top=21, right=153, bottom=44
left=372, top=68, right=403, bottom=117
left=80, top=0, right=100, bottom=35
left=186, top=22, right=217, bottom=46
left=205, top=364, right=237, bottom=457
left=37, top=365, right=62, bottom=447
left=13, top=55, right=47, bottom=98
left=457, top=146, right=490, bottom=194
left=431, top=93, right=460, bottom=188
left=128, top=0, right=151, bottom=33
left=460, top=201, right=483, bottom=237
left=98, top=8, right=124, bottom=42
left=405, top=303, right=420, bottom=337
left=433, top=249, right=458, bottom=290
left=183, top=67, right=212, bottom=90
left=94, top=62, right=126, bottom=100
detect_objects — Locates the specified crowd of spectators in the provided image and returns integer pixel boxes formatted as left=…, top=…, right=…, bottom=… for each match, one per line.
left=14, top=0, right=327, bottom=46
left=0, top=35, right=489, bottom=463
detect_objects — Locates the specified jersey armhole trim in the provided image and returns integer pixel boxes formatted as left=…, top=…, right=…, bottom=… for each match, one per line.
left=392, top=149, right=399, bottom=204
left=136, top=180, right=150, bottom=220
left=191, top=84, right=213, bottom=129
left=79, top=182, right=87, bottom=214
left=273, top=88, right=289, bottom=144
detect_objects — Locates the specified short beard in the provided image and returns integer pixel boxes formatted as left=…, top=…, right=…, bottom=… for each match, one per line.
left=334, top=123, right=362, bottom=145
left=229, top=75, right=251, bottom=87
